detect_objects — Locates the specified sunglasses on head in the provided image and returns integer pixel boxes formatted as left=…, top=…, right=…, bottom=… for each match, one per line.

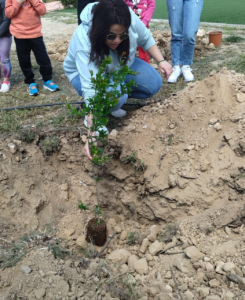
left=107, top=32, right=129, bottom=41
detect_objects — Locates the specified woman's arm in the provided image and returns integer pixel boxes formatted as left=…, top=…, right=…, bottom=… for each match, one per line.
left=147, top=44, right=172, bottom=79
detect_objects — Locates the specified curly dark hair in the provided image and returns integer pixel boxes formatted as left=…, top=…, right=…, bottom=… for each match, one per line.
left=89, top=0, right=131, bottom=66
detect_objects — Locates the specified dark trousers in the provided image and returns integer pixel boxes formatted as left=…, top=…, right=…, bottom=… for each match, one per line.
left=77, top=0, right=96, bottom=25
left=14, top=36, right=52, bottom=84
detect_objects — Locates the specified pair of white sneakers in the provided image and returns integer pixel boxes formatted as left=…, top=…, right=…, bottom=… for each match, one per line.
left=168, top=65, right=194, bottom=83
left=0, top=81, right=11, bottom=92
left=84, top=108, right=126, bottom=136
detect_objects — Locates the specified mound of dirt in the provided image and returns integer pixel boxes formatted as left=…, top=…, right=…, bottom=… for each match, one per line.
left=46, top=38, right=70, bottom=62
left=1, top=69, right=245, bottom=299
left=46, top=29, right=210, bottom=63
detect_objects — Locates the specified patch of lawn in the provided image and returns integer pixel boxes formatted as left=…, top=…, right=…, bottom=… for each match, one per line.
left=223, top=36, right=245, bottom=43
left=153, top=0, right=245, bottom=25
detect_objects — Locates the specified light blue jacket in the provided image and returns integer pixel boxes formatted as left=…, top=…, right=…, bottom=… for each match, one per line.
left=63, top=2, right=155, bottom=102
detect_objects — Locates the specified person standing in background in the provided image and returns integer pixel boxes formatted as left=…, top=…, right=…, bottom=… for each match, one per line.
left=5, top=0, right=59, bottom=96
left=167, top=0, right=203, bottom=83
left=123, top=0, right=155, bottom=64
left=0, top=0, right=12, bottom=92
left=77, top=0, right=96, bottom=25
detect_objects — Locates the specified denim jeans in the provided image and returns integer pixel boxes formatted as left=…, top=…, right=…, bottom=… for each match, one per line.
left=71, top=57, right=162, bottom=112
left=166, top=0, right=203, bottom=66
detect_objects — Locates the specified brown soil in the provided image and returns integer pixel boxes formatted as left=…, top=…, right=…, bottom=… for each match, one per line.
left=2, top=68, right=245, bottom=300
left=1, top=18, right=245, bottom=300
left=46, top=29, right=210, bottom=63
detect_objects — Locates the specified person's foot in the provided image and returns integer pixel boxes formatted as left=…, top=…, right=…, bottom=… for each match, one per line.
left=84, top=116, right=109, bottom=136
left=0, top=81, right=11, bottom=92
left=167, top=65, right=182, bottom=83
left=181, top=65, right=194, bottom=82
left=28, top=83, right=39, bottom=96
left=111, top=109, right=127, bottom=117
left=43, top=80, right=60, bottom=92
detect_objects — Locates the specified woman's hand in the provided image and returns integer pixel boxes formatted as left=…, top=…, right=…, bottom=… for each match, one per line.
left=158, top=61, right=173, bottom=80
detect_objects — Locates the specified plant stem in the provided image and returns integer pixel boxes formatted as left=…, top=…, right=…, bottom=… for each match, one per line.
left=92, top=162, right=100, bottom=207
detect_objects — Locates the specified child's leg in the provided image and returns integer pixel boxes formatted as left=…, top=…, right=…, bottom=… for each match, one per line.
left=138, top=24, right=150, bottom=64
left=0, top=36, right=12, bottom=92
left=30, top=37, right=52, bottom=82
left=14, top=38, right=35, bottom=84
left=0, top=36, right=12, bottom=80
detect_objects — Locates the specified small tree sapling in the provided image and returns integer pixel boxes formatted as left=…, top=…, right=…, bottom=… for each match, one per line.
left=68, top=55, right=136, bottom=224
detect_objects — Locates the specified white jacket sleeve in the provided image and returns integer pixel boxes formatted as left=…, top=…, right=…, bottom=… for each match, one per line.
left=75, top=50, right=98, bottom=105
left=130, top=9, right=155, bottom=51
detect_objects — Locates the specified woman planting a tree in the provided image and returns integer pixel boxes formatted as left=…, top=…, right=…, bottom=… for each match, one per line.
left=64, top=0, right=172, bottom=160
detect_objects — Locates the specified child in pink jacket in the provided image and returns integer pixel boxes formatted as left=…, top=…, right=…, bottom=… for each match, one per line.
left=124, top=0, right=155, bottom=64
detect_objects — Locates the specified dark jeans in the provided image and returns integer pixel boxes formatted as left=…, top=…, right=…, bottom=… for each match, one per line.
left=14, top=36, right=52, bottom=84
left=77, top=0, right=96, bottom=25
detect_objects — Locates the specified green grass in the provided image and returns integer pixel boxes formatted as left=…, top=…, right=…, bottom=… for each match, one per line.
left=153, top=0, right=245, bottom=25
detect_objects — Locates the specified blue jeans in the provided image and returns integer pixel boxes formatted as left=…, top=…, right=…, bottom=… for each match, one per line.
left=71, top=58, right=162, bottom=112
left=166, top=0, right=203, bottom=66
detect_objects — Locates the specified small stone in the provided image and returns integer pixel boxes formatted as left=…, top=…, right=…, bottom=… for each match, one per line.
left=225, top=226, right=231, bottom=235
left=149, top=240, right=162, bottom=256
left=197, top=287, right=209, bottom=297
left=215, top=261, right=225, bottom=274
left=208, top=43, right=216, bottom=49
left=204, top=257, right=211, bottom=262
left=209, top=278, right=220, bottom=288
left=108, top=129, right=118, bottom=140
left=205, top=262, right=214, bottom=271
left=173, top=258, right=184, bottom=272
left=81, top=135, right=87, bottom=143
left=145, top=254, right=153, bottom=261
left=214, top=122, right=222, bottom=131
left=222, top=262, right=235, bottom=272
left=184, top=290, right=194, bottom=299
left=200, top=159, right=210, bottom=172
left=8, top=143, right=17, bottom=154
left=134, top=258, right=149, bottom=275
left=185, top=246, right=204, bottom=260
left=236, top=93, right=245, bottom=103
left=21, top=265, right=32, bottom=274
left=165, top=285, right=172, bottom=292
left=128, top=255, right=139, bottom=272
left=206, top=296, right=221, bottom=300
left=225, top=291, right=235, bottom=299
left=147, top=225, right=159, bottom=242
left=106, top=249, right=131, bottom=264
left=139, top=238, right=149, bottom=254
left=209, top=118, right=218, bottom=125
left=34, top=288, right=46, bottom=299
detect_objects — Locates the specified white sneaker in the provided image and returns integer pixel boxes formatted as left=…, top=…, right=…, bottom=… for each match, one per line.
left=181, top=65, right=194, bottom=82
left=111, top=109, right=127, bottom=118
left=84, top=116, right=109, bottom=135
left=168, top=66, right=181, bottom=83
left=0, top=82, right=11, bottom=92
